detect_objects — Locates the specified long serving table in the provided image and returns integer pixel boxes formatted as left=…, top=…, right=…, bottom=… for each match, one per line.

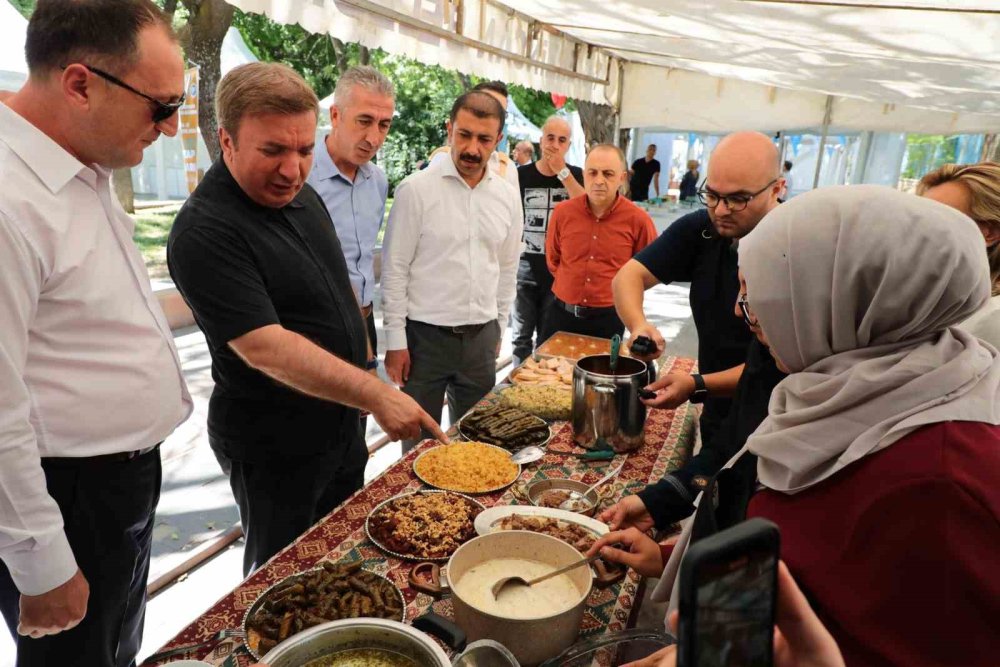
left=147, top=354, right=699, bottom=666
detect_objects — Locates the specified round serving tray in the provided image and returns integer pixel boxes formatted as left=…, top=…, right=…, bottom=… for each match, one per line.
left=413, top=443, right=522, bottom=494
left=364, top=490, right=486, bottom=562
left=456, top=409, right=553, bottom=450
left=241, top=565, right=406, bottom=661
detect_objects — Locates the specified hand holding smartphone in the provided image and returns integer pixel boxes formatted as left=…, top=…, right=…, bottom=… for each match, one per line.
left=677, top=518, right=780, bottom=667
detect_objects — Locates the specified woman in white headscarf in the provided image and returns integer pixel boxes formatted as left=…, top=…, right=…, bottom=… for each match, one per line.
left=737, top=185, right=1000, bottom=666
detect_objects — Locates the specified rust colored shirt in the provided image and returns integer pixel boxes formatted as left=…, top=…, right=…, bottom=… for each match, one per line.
left=546, top=194, right=656, bottom=307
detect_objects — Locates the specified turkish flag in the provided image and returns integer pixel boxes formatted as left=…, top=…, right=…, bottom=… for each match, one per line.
left=551, top=93, right=567, bottom=109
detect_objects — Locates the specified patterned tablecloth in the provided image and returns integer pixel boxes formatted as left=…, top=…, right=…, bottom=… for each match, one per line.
left=147, top=355, right=698, bottom=666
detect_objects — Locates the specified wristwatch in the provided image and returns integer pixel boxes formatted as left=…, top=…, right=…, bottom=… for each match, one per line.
left=557, top=167, right=571, bottom=181
left=689, top=373, right=709, bottom=404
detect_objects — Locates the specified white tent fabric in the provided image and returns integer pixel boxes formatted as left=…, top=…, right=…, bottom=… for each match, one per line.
left=0, top=1, right=28, bottom=92
left=224, top=0, right=617, bottom=105
left=226, top=0, right=1000, bottom=134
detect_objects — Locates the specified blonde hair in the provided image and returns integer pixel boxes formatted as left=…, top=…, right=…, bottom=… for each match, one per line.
left=216, top=62, right=318, bottom=142
left=917, top=162, right=1000, bottom=296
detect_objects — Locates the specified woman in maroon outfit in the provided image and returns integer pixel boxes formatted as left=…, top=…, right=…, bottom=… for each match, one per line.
left=737, top=186, right=1000, bottom=667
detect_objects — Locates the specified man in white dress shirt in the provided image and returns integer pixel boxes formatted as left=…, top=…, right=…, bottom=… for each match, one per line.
left=382, top=91, right=524, bottom=449
left=0, top=2, right=190, bottom=665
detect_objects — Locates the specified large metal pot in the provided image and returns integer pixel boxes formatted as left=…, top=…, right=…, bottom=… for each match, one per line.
left=410, top=531, right=593, bottom=667
left=571, top=355, right=649, bottom=452
left=260, top=617, right=452, bottom=667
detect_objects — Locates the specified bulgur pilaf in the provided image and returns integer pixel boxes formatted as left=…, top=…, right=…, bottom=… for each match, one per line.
left=414, top=442, right=519, bottom=493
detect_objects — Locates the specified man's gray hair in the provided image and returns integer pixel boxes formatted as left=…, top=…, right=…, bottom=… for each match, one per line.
left=543, top=114, right=572, bottom=137
left=333, top=66, right=395, bottom=108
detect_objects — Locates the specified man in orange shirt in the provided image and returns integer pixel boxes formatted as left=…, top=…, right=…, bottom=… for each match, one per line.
left=543, top=144, right=657, bottom=340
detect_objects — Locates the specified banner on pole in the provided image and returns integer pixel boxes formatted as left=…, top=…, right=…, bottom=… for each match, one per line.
left=179, top=67, right=200, bottom=194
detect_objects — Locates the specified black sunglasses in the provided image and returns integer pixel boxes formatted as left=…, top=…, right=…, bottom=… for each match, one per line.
left=80, top=64, right=185, bottom=123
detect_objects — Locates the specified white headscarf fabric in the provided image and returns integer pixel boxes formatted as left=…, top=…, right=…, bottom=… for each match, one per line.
left=651, top=185, right=1000, bottom=613
left=741, top=184, right=1000, bottom=493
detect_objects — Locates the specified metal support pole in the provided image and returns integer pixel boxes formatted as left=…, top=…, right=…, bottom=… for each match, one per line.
left=812, top=95, right=834, bottom=190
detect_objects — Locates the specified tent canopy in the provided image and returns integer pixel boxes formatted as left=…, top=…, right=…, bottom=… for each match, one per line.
left=226, top=0, right=1000, bottom=135
left=0, top=1, right=28, bottom=92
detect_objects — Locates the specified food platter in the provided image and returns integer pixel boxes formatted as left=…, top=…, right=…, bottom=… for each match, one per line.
left=242, top=562, right=405, bottom=660
left=365, top=490, right=485, bottom=561
left=413, top=441, right=522, bottom=494
left=498, top=384, right=572, bottom=421
left=509, top=356, right=574, bottom=390
left=474, top=505, right=609, bottom=553
left=456, top=404, right=552, bottom=450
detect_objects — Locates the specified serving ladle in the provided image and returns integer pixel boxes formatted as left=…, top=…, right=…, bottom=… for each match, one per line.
left=491, top=551, right=602, bottom=599
left=559, top=459, right=626, bottom=511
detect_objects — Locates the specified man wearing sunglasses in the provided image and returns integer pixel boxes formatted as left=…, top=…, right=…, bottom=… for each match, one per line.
left=0, top=2, right=191, bottom=666
left=613, top=131, right=784, bottom=449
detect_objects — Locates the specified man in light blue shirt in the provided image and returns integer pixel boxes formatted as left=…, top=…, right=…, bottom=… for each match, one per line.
left=308, top=66, right=394, bottom=356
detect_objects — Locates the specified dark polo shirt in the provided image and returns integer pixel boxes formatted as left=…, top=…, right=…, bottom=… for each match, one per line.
left=633, top=208, right=754, bottom=444
left=168, top=160, right=368, bottom=459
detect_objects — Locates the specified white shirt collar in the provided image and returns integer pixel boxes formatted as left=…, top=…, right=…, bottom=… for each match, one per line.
left=0, top=102, right=91, bottom=195
left=437, top=150, right=494, bottom=188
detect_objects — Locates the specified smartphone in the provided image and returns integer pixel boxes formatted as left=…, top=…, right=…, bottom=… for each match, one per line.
left=677, top=518, right=780, bottom=667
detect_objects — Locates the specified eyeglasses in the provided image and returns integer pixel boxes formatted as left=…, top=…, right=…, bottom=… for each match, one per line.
left=738, top=293, right=758, bottom=328
left=80, top=64, right=185, bottom=123
left=698, top=178, right=778, bottom=212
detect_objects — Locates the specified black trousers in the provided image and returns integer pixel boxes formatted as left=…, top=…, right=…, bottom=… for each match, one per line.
left=0, top=449, right=161, bottom=667
left=541, top=301, right=625, bottom=342
left=210, top=433, right=368, bottom=576
left=510, top=281, right=554, bottom=365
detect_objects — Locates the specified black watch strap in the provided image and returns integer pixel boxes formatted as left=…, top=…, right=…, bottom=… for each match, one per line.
left=690, top=373, right=709, bottom=404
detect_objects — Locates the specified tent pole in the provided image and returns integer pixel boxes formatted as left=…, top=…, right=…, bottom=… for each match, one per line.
left=812, top=95, right=834, bottom=190
left=613, top=62, right=624, bottom=148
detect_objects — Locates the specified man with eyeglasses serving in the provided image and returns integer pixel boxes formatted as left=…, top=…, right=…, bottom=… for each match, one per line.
left=0, top=2, right=192, bottom=665
left=613, top=131, right=784, bottom=450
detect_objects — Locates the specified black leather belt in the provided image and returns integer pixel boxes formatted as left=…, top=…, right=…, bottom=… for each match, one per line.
left=554, top=298, right=617, bottom=319
left=42, top=443, right=161, bottom=466
left=413, top=320, right=492, bottom=335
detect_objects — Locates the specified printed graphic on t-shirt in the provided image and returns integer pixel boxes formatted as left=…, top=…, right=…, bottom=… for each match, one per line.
left=522, top=186, right=568, bottom=255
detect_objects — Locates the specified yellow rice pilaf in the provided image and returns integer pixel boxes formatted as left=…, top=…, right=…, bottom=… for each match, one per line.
left=414, top=442, right=519, bottom=493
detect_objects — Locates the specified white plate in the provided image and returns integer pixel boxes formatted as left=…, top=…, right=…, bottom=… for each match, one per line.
left=474, top=504, right=610, bottom=539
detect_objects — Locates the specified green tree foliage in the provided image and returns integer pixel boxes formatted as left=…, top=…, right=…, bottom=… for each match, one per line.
left=9, top=0, right=33, bottom=18
left=902, top=134, right=959, bottom=179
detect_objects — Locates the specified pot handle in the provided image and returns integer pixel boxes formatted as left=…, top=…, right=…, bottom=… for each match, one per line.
left=412, top=611, right=467, bottom=653
left=592, top=558, right=627, bottom=589
left=409, top=562, right=447, bottom=598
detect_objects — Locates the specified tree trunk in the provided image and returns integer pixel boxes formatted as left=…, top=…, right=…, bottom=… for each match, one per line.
left=983, top=134, right=1000, bottom=163
left=330, top=37, right=351, bottom=74
left=359, top=45, right=371, bottom=66
left=179, top=0, right=234, bottom=163
left=163, top=0, right=179, bottom=19
left=113, top=168, right=136, bottom=213
left=574, top=100, right=616, bottom=148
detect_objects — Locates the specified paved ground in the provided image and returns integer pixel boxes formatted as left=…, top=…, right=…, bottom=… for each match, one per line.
left=0, top=207, right=701, bottom=665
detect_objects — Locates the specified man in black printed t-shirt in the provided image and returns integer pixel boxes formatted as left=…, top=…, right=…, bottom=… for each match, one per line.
left=511, top=116, right=584, bottom=364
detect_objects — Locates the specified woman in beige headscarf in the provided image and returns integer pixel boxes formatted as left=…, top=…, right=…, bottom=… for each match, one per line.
left=917, top=162, right=1000, bottom=348
left=737, top=185, right=1000, bottom=666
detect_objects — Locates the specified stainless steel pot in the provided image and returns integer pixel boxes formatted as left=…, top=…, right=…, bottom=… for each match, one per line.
left=260, top=617, right=452, bottom=667
left=409, top=531, right=593, bottom=667
left=571, top=355, right=649, bottom=452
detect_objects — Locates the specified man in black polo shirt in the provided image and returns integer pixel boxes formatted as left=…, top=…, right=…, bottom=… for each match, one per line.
left=168, top=63, right=445, bottom=575
left=612, top=132, right=784, bottom=448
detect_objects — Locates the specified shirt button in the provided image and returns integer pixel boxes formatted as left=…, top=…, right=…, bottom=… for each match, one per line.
left=583, top=299, right=588, bottom=303
left=586, top=278, right=591, bottom=282
left=592, top=235, right=597, bottom=239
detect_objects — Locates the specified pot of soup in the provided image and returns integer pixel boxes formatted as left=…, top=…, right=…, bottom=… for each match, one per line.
left=409, top=531, right=593, bottom=667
